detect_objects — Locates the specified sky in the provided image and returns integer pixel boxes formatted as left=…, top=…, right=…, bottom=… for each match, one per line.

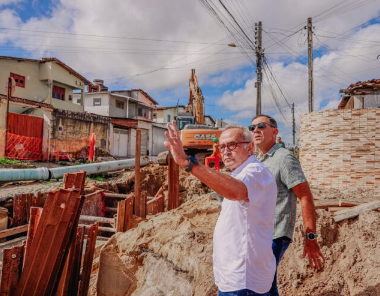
left=0, top=0, right=380, bottom=146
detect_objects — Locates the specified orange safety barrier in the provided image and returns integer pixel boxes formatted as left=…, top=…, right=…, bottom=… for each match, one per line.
left=205, top=156, right=221, bottom=171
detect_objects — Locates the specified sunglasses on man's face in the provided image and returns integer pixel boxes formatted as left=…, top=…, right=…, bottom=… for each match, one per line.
left=248, top=122, right=275, bottom=131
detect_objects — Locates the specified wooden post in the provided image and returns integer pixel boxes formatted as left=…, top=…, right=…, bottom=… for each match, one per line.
left=134, top=129, right=141, bottom=215
left=140, top=191, right=147, bottom=219
left=0, top=245, right=24, bottom=296
left=125, top=195, right=134, bottom=230
left=168, top=154, right=180, bottom=211
left=116, top=200, right=126, bottom=232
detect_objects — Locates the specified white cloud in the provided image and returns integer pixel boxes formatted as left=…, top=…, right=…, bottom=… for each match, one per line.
left=0, top=0, right=379, bottom=145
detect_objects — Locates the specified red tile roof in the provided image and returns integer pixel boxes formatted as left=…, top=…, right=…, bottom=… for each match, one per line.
left=0, top=56, right=91, bottom=85
left=338, top=79, right=380, bottom=108
left=111, top=118, right=138, bottom=128
left=0, top=94, right=54, bottom=110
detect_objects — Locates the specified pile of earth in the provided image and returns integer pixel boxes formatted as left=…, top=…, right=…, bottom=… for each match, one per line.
left=95, top=188, right=380, bottom=296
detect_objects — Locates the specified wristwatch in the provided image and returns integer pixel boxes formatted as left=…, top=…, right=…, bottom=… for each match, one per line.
left=184, top=155, right=198, bottom=173
left=306, top=232, right=318, bottom=240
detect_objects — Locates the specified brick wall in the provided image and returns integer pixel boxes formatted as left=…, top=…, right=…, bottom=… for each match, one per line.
left=300, top=108, right=380, bottom=194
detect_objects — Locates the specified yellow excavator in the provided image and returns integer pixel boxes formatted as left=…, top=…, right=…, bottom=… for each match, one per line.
left=158, top=69, right=222, bottom=165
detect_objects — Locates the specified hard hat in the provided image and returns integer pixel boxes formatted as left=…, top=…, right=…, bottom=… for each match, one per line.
left=212, top=137, right=218, bottom=142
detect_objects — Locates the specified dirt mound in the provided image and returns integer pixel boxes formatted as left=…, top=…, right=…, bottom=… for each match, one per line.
left=95, top=183, right=380, bottom=296
left=110, top=164, right=211, bottom=198
left=97, top=195, right=220, bottom=296
left=278, top=206, right=380, bottom=296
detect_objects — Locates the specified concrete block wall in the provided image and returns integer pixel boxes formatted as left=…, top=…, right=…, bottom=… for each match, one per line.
left=300, top=108, right=380, bottom=194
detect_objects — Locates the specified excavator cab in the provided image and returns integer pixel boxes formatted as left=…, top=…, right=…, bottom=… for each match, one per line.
left=176, top=116, right=195, bottom=131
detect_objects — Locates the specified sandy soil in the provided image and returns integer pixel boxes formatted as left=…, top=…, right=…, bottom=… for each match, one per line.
left=96, top=185, right=380, bottom=296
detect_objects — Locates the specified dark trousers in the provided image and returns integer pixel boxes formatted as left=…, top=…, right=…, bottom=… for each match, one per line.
left=269, top=237, right=291, bottom=296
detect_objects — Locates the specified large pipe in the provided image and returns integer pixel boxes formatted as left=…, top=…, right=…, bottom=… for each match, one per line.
left=49, top=158, right=149, bottom=180
left=0, top=158, right=149, bottom=182
left=0, top=167, right=50, bottom=182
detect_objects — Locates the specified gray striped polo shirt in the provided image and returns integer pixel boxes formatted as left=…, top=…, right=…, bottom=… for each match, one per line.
left=259, top=143, right=307, bottom=240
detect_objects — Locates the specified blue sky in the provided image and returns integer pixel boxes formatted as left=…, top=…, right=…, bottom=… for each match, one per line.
left=1, top=0, right=380, bottom=146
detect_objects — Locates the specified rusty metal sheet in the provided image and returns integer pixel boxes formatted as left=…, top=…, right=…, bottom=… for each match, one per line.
left=14, top=189, right=82, bottom=296
left=0, top=245, right=24, bottom=296
left=78, top=223, right=98, bottom=296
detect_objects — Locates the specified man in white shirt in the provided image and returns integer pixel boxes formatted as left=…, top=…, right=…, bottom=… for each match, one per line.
left=164, top=122, right=277, bottom=296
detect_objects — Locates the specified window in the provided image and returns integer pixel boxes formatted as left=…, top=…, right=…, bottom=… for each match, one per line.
left=138, top=106, right=143, bottom=116
left=52, top=85, right=65, bottom=100
left=167, top=114, right=171, bottom=122
left=116, top=100, right=124, bottom=109
left=10, top=73, right=25, bottom=88
left=93, top=98, right=102, bottom=106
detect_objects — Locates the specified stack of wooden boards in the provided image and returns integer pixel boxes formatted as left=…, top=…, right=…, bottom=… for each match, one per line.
left=0, top=171, right=99, bottom=296
left=314, top=199, right=380, bottom=222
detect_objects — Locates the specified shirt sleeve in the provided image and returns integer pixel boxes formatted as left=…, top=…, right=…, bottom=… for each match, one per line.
left=280, top=153, right=307, bottom=189
left=234, top=163, right=273, bottom=205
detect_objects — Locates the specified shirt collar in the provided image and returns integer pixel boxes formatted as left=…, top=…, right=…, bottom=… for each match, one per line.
left=231, top=155, right=258, bottom=177
left=259, top=143, right=281, bottom=161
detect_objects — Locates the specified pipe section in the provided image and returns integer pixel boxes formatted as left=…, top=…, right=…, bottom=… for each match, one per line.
left=0, top=158, right=148, bottom=182
left=0, top=167, right=50, bottom=182
left=49, top=158, right=149, bottom=180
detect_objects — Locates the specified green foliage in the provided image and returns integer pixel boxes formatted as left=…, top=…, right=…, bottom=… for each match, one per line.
left=0, top=157, right=21, bottom=165
left=86, top=175, right=105, bottom=182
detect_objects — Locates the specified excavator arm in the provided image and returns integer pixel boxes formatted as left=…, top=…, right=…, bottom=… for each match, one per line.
left=188, top=69, right=204, bottom=125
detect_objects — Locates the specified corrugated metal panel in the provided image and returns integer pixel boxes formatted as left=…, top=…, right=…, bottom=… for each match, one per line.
left=8, top=113, right=43, bottom=138
left=152, top=126, right=167, bottom=156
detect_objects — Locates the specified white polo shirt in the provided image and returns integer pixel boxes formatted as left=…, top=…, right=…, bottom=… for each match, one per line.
left=213, top=155, right=277, bottom=293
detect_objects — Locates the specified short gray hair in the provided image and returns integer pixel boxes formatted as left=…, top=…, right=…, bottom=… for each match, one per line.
left=222, top=124, right=253, bottom=142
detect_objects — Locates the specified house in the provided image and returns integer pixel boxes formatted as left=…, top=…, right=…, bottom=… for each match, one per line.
left=153, top=105, right=186, bottom=124
left=338, top=79, right=380, bottom=109
left=77, top=80, right=166, bottom=157
left=0, top=56, right=109, bottom=161
left=204, top=115, right=216, bottom=127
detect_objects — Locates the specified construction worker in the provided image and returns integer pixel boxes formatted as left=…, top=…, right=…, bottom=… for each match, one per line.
left=165, top=121, right=277, bottom=296
left=205, top=137, right=221, bottom=171
left=277, top=137, right=285, bottom=148
left=249, top=114, right=324, bottom=296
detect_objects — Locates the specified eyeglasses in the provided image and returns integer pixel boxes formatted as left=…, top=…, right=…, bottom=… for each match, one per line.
left=218, top=141, right=251, bottom=153
left=248, top=122, right=276, bottom=131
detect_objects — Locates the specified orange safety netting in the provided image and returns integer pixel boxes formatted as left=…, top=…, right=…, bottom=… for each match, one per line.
left=6, top=132, right=43, bottom=161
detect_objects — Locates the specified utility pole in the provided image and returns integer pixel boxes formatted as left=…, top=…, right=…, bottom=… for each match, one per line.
left=307, top=17, right=313, bottom=113
left=255, top=21, right=263, bottom=116
left=292, top=103, right=296, bottom=147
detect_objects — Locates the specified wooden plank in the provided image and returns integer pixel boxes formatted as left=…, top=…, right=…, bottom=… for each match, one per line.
left=23, top=207, right=43, bottom=268
left=135, top=129, right=141, bottom=215
left=0, top=245, right=24, bottom=296
left=338, top=199, right=375, bottom=207
left=327, top=207, right=345, bottom=213
left=0, top=225, right=28, bottom=240
left=140, top=191, right=147, bottom=219
left=102, top=192, right=130, bottom=199
left=147, top=194, right=164, bottom=215
left=168, top=155, right=180, bottom=211
left=125, top=195, right=134, bottom=231
left=79, top=215, right=114, bottom=224
left=314, top=200, right=340, bottom=209
left=334, top=200, right=380, bottom=222
left=116, top=200, right=126, bottom=232
left=14, top=189, right=82, bottom=296
left=78, top=223, right=99, bottom=296
left=12, top=194, right=27, bottom=227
